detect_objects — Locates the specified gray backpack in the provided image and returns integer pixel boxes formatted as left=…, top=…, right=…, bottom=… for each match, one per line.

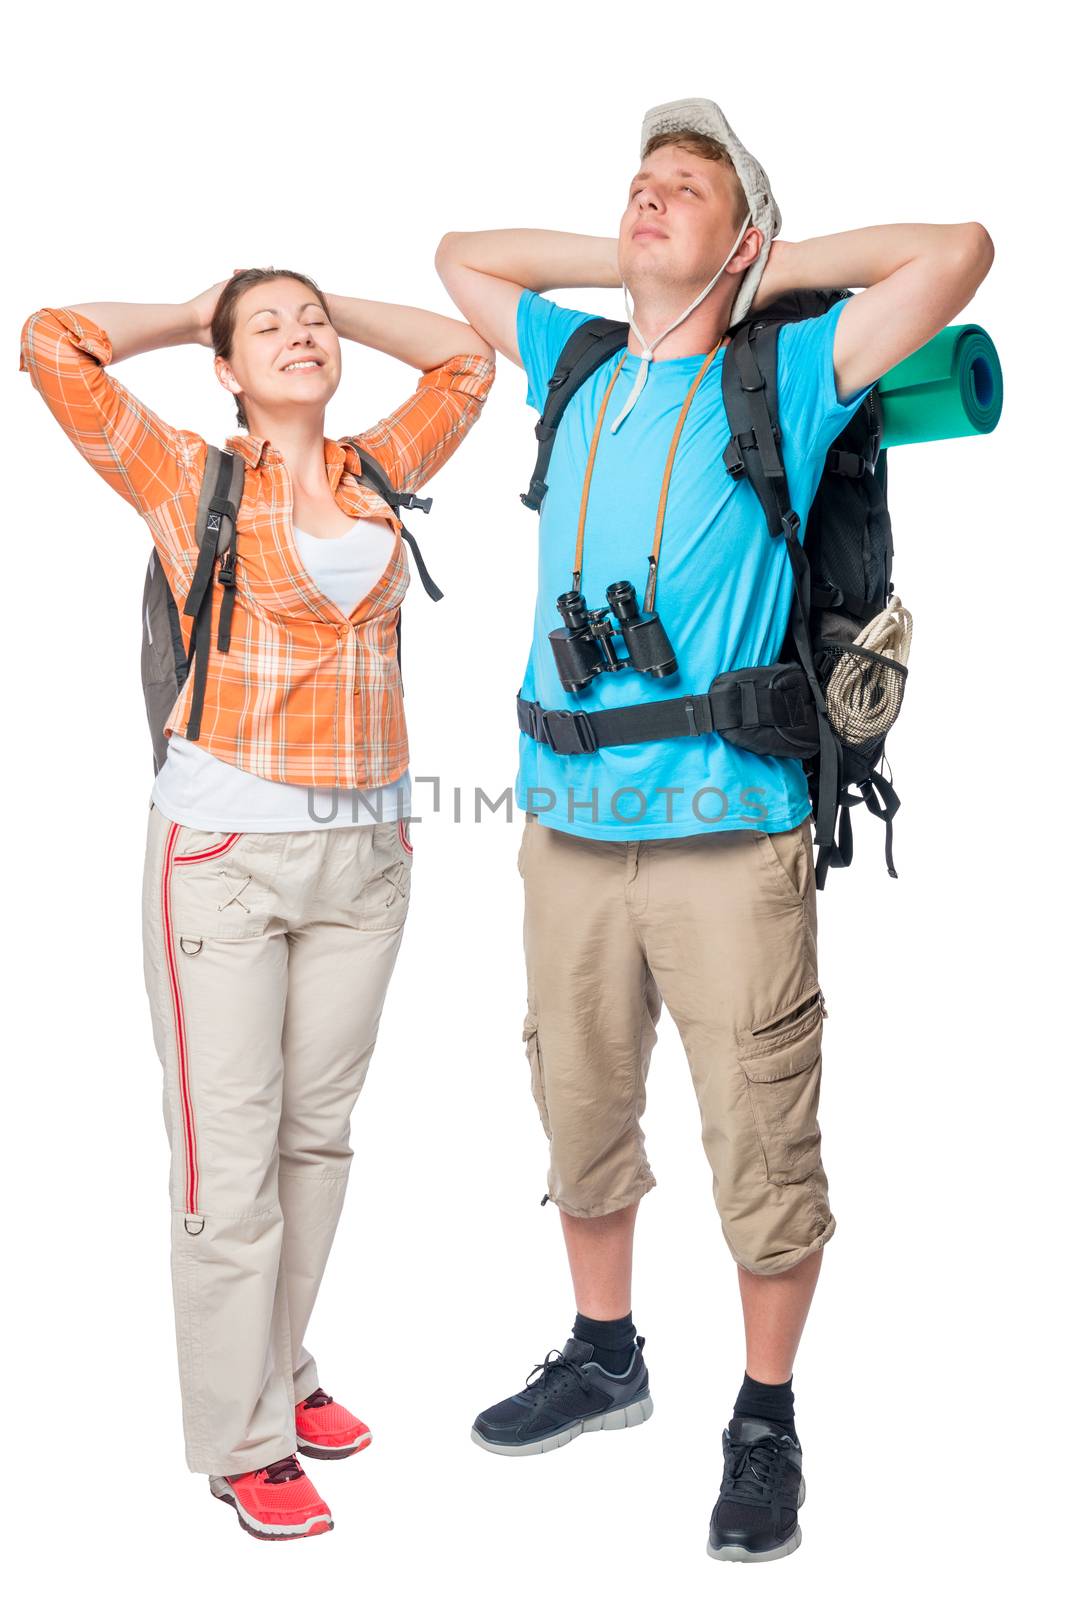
left=140, top=443, right=442, bottom=774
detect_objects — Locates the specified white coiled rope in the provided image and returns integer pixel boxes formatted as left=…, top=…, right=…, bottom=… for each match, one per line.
left=825, top=596, right=913, bottom=747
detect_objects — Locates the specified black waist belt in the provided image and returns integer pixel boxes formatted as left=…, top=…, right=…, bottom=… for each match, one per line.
left=517, top=663, right=820, bottom=760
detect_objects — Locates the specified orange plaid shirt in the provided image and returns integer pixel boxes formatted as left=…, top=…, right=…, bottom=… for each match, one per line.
left=19, top=306, right=494, bottom=787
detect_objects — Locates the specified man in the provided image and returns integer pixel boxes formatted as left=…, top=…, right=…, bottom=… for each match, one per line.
left=436, top=98, right=993, bottom=1562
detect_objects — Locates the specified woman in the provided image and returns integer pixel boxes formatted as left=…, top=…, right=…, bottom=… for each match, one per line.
left=19, top=270, right=494, bottom=1540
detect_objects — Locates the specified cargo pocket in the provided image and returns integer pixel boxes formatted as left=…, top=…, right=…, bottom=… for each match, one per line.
left=350, top=822, right=411, bottom=931
left=522, top=1008, right=552, bottom=1137
left=383, top=821, right=412, bottom=916
left=169, top=829, right=281, bottom=940
left=738, top=986, right=826, bottom=1185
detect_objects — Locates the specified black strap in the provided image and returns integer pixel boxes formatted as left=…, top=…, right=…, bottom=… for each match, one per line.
left=521, top=318, right=629, bottom=511
left=183, top=450, right=235, bottom=623
left=216, top=544, right=237, bottom=652
left=811, top=581, right=875, bottom=620
left=397, top=526, right=443, bottom=602
left=517, top=668, right=816, bottom=759
left=861, top=769, right=901, bottom=878
left=723, top=323, right=843, bottom=852
left=782, top=527, right=842, bottom=851
left=346, top=444, right=443, bottom=602
left=216, top=453, right=244, bottom=654
left=183, top=450, right=238, bottom=742
left=165, top=584, right=188, bottom=691
left=813, top=769, right=900, bottom=887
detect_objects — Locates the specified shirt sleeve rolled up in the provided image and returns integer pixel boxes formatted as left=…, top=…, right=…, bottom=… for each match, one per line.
left=347, top=350, right=495, bottom=495
left=19, top=306, right=193, bottom=516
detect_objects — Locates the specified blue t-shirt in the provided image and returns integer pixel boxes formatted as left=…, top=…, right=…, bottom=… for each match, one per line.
left=515, top=289, right=875, bottom=840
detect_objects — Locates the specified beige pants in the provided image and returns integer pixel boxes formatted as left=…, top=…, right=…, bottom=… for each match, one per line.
left=141, top=801, right=411, bottom=1476
left=519, top=815, right=834, bottom=1275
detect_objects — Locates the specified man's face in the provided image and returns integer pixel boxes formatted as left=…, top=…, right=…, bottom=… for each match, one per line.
left=618, top=143, right=750, bottom=298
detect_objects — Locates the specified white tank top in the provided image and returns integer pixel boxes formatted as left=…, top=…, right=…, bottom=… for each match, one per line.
left=150, top=519, right=410, bottom=831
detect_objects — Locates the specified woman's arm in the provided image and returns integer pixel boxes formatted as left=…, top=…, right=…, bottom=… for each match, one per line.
left=324, top=292, right=494, bottom=368
left=327, top=292, right=496, bottom=494
left=18, top=292, right=216, bottom=515
left=345, top=347, right=496, bottom=497
left=435, top=230, right=620, bottom=365
left=59, top=299, right=205, bottom=362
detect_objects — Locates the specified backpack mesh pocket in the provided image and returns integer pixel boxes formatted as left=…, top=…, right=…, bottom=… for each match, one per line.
left=821, top=596, right=912, bottom=757
left=823, top=642, right=908, bottom=756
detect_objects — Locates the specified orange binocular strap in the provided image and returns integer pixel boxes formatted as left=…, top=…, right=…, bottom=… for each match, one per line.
left=570, top=340, right=724, bottom=610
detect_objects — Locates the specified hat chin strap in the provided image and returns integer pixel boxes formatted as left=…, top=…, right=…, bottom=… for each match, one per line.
left=610, top=210, right=752, bottom=433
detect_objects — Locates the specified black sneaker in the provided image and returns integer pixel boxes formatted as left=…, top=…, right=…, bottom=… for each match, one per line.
left=471, top=1335, right=653, bottom=1456
left=707, top=1416, right=805, bottom=1562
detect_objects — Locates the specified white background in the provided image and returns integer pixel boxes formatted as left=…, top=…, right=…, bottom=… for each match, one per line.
left=3, top=3, right=1060, bottom=1595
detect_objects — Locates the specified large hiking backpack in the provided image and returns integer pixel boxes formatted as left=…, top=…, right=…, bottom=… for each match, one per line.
left=140, top=442, right=441, bottom=775
left=518, top=288, right=903, bottom=888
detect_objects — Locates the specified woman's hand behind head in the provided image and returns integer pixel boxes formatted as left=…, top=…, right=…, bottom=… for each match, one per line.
left=186, top=279, right=232, bottom=348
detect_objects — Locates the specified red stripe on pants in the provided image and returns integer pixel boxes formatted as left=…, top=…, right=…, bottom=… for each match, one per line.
left=161, top=822, right=200, bottom=1216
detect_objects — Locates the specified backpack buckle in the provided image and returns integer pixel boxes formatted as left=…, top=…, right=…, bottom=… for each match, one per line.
left=520, top=480, right=548, bottom=511
left=826, top=449, right=865, bottom=480
left=395, top=491, right=433, bottom=514
left=538, top=708, right=597, bottom=755
left=723, top=438, right=746, bottom=479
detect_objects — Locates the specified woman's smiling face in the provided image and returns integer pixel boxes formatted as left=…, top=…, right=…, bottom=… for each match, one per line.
left=216, top=276, right=341, bottom=427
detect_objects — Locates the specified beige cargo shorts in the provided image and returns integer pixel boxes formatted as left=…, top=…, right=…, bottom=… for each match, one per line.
left=518, top=814, right=834, bottom=1276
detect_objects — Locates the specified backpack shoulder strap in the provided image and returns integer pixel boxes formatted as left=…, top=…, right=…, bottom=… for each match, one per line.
left=182, top=445, right=243, bottom=741
left=721, top=320, right=843, bottom=853
left=341, top=440, right=443, bottom=602
left=721, top=321, right=789, bottom=539
left=184, top=446, right=242, bottom=615
left=721, top=288, right=853, bottom=534
left=215, top=449, right=244, bottom=653
left=521, top=316, right=630, bottom=512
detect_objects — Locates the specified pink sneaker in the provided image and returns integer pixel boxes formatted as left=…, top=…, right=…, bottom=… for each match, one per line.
left=295, top=1387, right=373, bottom=1459
left=209, top=1454, right=333, bottom=1540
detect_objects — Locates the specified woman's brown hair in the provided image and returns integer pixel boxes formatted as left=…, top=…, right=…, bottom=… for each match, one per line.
left=211, top=268, right=332, bottom=430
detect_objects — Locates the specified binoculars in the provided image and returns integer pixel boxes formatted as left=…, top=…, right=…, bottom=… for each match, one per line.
left=549, top=580, right=678, bottom=693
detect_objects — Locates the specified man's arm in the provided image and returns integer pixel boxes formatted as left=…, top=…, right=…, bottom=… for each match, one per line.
left=435, top=231, right=620, bottom=365
left=753, top=223, right=996, bottom=401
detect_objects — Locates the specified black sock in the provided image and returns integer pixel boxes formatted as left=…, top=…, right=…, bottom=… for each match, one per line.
left=733, top=1371, right=796, bottom=1439
left=572, top=1311, right=637, bottom=1374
